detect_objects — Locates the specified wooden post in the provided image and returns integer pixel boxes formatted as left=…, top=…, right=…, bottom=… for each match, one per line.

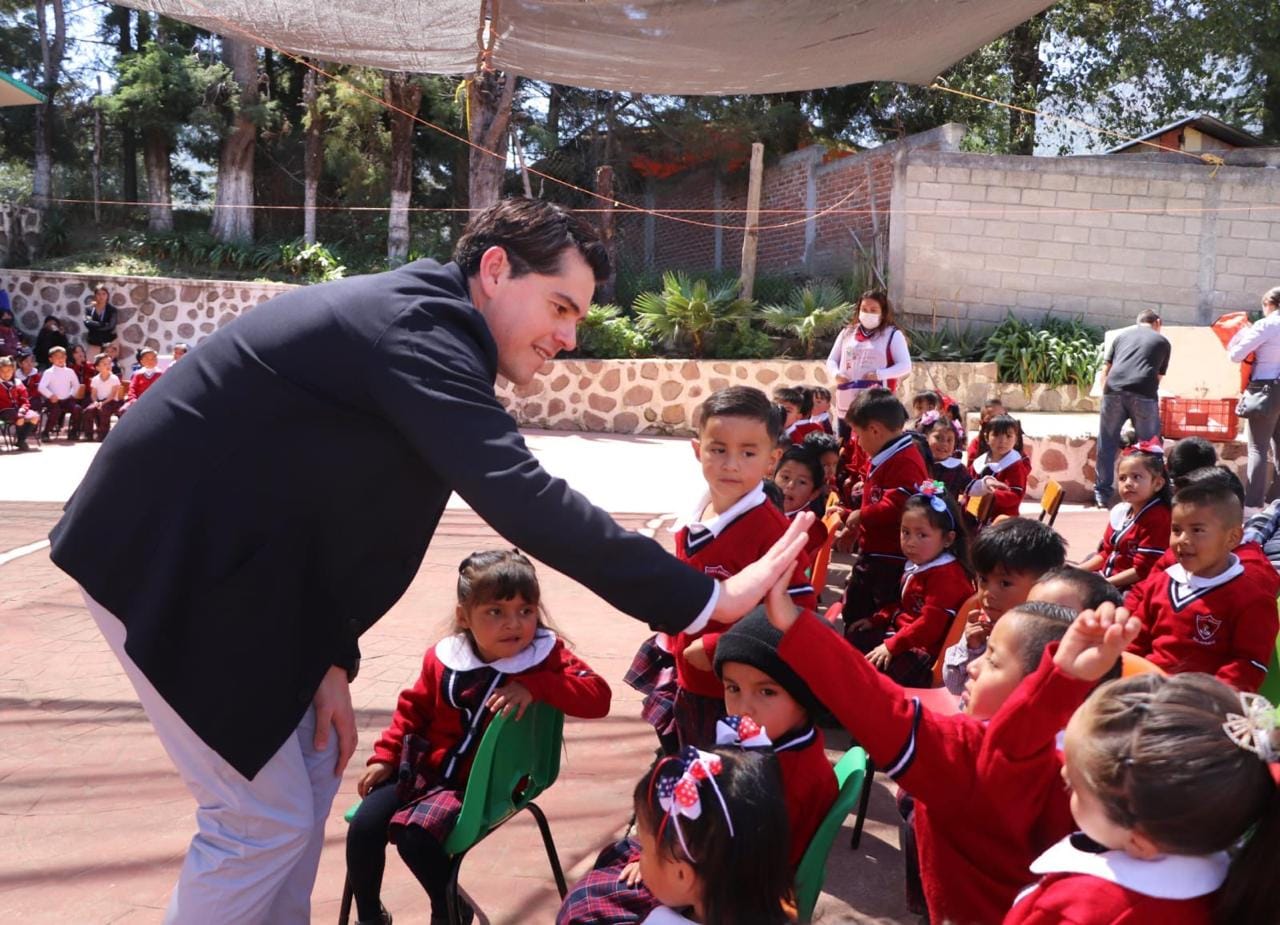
left=92, top=75, right=102, bottom=224
left=739, top=142, right=764, bottom=300
left=595, top=164, right=616, bottom=303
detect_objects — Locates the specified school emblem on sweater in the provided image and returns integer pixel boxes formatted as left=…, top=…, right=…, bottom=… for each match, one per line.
left=703, top=564, right=732, bottom=580
left=1194, top=613, right=1222, bottom=644
left=867, top=485, right=884, bottom=504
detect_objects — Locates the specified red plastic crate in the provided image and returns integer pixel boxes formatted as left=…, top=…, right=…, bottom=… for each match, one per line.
left=1159, top=397, right=1239, bottom=441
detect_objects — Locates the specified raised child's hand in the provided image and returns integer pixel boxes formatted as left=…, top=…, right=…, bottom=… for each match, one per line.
left=763, top=566, right=801, bottom=633
left=712, top=511, right=812, bottom=626
left=1053, top=602, right=1143, bottom=682
left=963, top=616, right=991, bottom=650
left=357, top=761, right=393, bottom=798
left=487, top=680, right=534, bottom=719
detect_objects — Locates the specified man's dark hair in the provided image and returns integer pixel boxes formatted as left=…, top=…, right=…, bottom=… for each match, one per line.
left=971, top=517, right=1066, bottom=577
left=1035, top=566, right=1124, bottom=610
left=802, top=431, right=841, bottom=455
left=1174, top=474, right=1243, bottom=525
left=772, top=386, right=812, bottom=417
left=847, top=386, right=908, bottom=431
left=1005, top=600, right=1077, bottom=674
left=454, top=198, right=610, bottom=283
left=696, top=386, right=780, bottom=443
left=1167, top=437, right=1218, bottom=485
left=1137, top=309, right=1161, bottom=325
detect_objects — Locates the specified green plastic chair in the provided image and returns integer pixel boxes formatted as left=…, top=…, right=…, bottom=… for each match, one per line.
left=337, top=702, right=569, bottom=925
left=1258, top=604, right=1280, bottom=704
left=793, top=746, right=869, bottom=924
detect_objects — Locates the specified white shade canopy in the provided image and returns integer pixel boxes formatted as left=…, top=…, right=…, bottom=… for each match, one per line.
left=116, top=0, right=1054, bottom=93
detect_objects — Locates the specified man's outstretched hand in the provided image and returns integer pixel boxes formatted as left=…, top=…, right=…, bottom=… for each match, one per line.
left=710, top=511, right=813, bottom=626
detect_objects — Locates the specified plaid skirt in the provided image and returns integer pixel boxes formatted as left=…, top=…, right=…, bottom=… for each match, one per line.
left=388, top=786, right=464, bottom=844
left=625, top=636, right=678, bottom=737
left=672, top=687, right=725, bottom=751
left=555, top=838, right=660, bottom=925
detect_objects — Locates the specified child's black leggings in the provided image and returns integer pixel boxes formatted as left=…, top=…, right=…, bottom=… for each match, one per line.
left=346, top=783, right=451, bottom=921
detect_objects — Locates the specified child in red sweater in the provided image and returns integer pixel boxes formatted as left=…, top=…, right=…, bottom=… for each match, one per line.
left=1125, top=477, right=1279, bottom=692
left=850, top=484, right=975, bottom=686
left=1079, top=443, right=1171, bottom=588
left=766, top=569, right=1139, bottom=925
left=968, top=414, right=1030, bottom=519
left=1006, top=674, right=1279, bottom=924
left=770, top=445, right=829, bottom=558
left=840, top=387, right=929, bottom=639
left=346, top=549, right=611, bottom=925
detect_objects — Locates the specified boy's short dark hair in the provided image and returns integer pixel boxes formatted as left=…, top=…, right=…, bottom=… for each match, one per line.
left=971, top=517, right=1067, bottom=577
left=1035, top=566, right=1124, bottom=611
left=1173, top=475, right=1243, bottom=525
left=1167, top=437, right=1217, bottom=484
left=847, top=386, right=908, bottom=431
left=1176, top=464, right=1244, bottom=505
left=454, top=197, right=609, bottom=283
left=696, top=386, right=780, bottom=443
left=772, top=386, right=812, bottom=417
left=802, top=431, right=841, bottom=455
left=1006, top=600, right=1077, bottom=674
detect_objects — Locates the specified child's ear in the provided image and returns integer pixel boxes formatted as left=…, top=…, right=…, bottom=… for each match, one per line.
left=943, top=529, right=957, bottom=549
left=1126, top=827, right=1163, bottom=860
left=454, top=603, right=470, bottom=630
left=769, top=446, right=782, bottom=469
left=691, top=438, right=702, bottom=462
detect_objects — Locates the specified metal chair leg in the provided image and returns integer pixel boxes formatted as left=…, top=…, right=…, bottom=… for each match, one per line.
left=337, top=875, right=354, bottom=925
left=525, top=802, right=568, bottom=899
left=445, top=853, right=466, bottom=925
left=849, top=761, right=875, bottom=850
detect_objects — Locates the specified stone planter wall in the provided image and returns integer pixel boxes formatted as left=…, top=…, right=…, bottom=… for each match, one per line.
left=904, top=361, right=1099, bottom=413
left=3, top=269, right=298, bottom=360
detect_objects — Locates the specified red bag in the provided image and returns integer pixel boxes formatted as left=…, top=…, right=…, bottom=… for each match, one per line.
left=1212, top=312, right=1254, bottom=392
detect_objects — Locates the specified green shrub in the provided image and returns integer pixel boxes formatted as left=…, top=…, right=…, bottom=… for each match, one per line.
left=573, top=304, right=652, bottom=359
left=278, top=239, right=346, bottom=283
left=633, top=272, right=757, bottom=358
left=982, top=312, right=1103, bottom=392
left=705, top=321, right=777, bottom=359
left=907, top=322, right=986, bottom=362
left=759, top=282, right=853, bottom=357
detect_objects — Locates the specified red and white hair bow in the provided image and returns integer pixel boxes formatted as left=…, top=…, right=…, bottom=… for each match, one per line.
left=715, top=715, right=772, bottom=749
left=651, top=746, right=735, bottom=859
left=1123, top=437, right=1164, bottom=456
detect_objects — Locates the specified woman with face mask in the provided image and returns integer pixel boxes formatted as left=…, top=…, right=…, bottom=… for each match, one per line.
left=824, top=290, right=912, bottom=440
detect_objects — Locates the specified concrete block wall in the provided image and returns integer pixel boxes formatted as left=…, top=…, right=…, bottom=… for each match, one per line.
left=895, top=149, right=1280, bottom=328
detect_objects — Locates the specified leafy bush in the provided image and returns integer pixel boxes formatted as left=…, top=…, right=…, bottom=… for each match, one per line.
left=99, top=230, right=345, bottom=282
left=633, top=271, right=757, bottom=358
left=573, top=304, right=652, bottom=359
left=759, top=282, right=853, bottom=357
left=705, top=321, right=777, bottom=359
left=278, top=239, right=346, bottom=282
left=907, top=322, right=986, bottom=362
left=982, top=312, right=1103, bottom=392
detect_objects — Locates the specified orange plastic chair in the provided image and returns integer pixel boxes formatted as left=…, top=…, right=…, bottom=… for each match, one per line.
left=809, top=508, right=847, bottom=596
left=931, top=591, right=982, bottom=687
left=1038, top=480, right=1065, bottom=528
left=965, top=492, right=995, bottom=528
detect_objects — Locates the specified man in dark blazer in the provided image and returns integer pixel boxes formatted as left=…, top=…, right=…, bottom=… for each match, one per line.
left=49, top=199, right=810, bottom=924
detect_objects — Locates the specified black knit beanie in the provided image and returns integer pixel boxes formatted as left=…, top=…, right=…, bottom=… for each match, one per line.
left=713, top=606, right=822, bottom=714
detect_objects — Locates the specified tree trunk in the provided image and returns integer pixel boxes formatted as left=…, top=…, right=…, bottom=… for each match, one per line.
left=1006, top=15, right=1045, bottom=155
left=467, top=70, right=516, bottom=210
left=106, top=6, right=138, bottom=203
left=545, top=84, right=561, bottom=148
left=32, top=0, right=66, bottom=212
left=142, top=128, right=173, bottom=231
left=384, top=72, right=422, bottom=267
left=302, top=65, right=323, bottom=244
left=210, top=37, right=258, bottom=243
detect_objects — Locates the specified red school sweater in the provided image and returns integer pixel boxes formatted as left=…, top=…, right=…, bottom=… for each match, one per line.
left=1125, top=557, right=1278, bottom=692
left=779, top=611, right=1089, bottom=925
left=969, top=449, right=1031, bottom=519
left=672, top=486, right=817, bottom=698
left=774, top=724, right=839, bottom=869
left=860, top=433, right=929, bottom=556
left=871, top=554, right=975, bottom=659
left=1096, top=498, right=1171, bottom=581
left=1004, top=833, right=1223, bottom=925
left=369, top=629, right=611, bottom=782
left=1134, top=541, right=1280, bottom=604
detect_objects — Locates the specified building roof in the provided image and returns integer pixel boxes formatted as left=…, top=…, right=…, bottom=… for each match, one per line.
left=0, top=72, right=44, bottom=107
left=1107, top=114, right=1264, bottom=153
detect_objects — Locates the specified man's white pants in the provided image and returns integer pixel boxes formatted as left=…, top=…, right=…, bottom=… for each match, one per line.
left=85, top=591, right=343, bottom=924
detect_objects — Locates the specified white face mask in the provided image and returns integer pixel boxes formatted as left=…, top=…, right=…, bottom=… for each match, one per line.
left=859, top=311, right=882, bottom=331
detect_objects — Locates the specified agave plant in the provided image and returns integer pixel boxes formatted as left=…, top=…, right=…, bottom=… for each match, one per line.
left=759, top=282, right=854, bottom=358
left=632, top=271, right=756, bottom=358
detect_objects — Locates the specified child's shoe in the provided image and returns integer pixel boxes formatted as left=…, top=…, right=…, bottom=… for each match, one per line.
left=355, top=905, right=392, bottom=925
left=430, top=897, right=474, bottom=925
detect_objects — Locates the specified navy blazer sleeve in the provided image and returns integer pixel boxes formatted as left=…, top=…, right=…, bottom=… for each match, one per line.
left=362, top=295, right=715, bottom=632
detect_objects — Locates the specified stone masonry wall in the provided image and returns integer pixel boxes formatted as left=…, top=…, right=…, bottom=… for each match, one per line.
left=3, top=269, right=297, bottom=360
left=895, top=148, right=1280, bottom=329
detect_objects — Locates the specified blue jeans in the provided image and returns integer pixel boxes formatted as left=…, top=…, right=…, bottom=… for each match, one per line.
left=1095, top=392, right=1161, bottom=503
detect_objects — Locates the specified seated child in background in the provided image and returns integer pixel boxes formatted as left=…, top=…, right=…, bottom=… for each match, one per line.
left=771, top=445, right=829, bottom=558
left=774, top=386, right=821, bottom=445
left=37, top=345, right=81, bottom=437
left=117, top=346, right=163, bottom=418
left=849, top=485, right=975, bottom=687
left=766, top=566, right=1139, bottom=925
left=0, top=355, right=39, bottom=451
left=666, top=386, right=816, bottom=749
left=808, top=386, right=834, bottom=434
left=966, top=396, right=1006, bottom=464
left=801, top=430, right=842, bottom=499
left=1165, top=435, right=1217, bottom=485
left=1028, top=566, right=1124, bottom=612
left=1006, top=673, right=1279, bottom=924
left=967, top=414, right=1030, bottom=519
left=1125, top=478, right=1279, bottom=692
left=1078, top=442, right=1171, bottom=588
left=80, top=353, right=123, bottom=442
left=911, top=390, right=941, bottom=426
left=839, top=388, right=929, bottom=640
left=920, top=412, right=970, bottom=498
left=943, top=517, right=1067, bottom=694
left=346, top=549, right=611, bottom=925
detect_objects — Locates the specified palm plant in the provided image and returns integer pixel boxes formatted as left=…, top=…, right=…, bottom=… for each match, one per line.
left=632, top=271, right=756, bottom=358
left=759, top=282, right=854, bottom=358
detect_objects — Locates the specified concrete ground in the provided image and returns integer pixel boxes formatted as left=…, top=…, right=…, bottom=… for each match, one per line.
left=0, top=430, right=1106, bottom=924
